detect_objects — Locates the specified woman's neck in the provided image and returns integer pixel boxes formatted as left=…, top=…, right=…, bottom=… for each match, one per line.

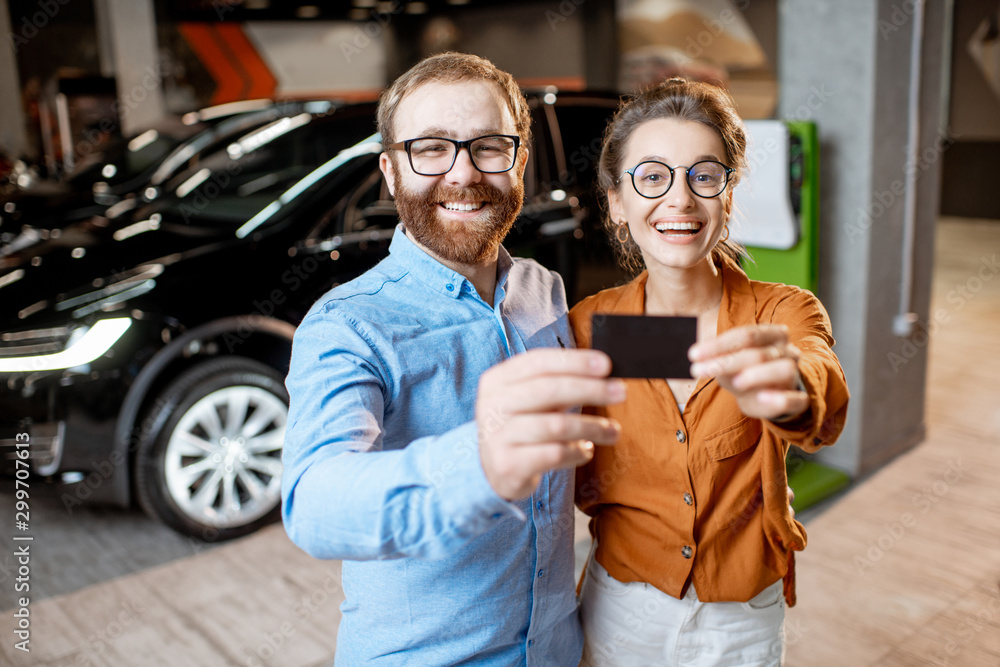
left=643, top=256, right=723, bottom=316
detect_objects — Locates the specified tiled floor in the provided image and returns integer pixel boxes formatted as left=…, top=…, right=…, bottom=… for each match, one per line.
left=1, top=217, right=997, bottom=666
left=784, top=217, right=1000, bottom=666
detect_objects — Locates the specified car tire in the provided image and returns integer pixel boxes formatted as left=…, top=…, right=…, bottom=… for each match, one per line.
left=135, top=357, right=288, bottom=541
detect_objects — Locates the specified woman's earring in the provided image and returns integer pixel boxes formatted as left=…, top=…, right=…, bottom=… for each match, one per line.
left=720, top=224, right=730, bottom=243
left=616, top=221, right=630, bottom=243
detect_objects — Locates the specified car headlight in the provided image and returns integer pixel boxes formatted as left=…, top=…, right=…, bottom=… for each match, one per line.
left=0, top=318, right=132, bottom=373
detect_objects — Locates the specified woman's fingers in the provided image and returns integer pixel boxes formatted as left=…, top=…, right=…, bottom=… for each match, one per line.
left=691, top=345, right=797, bottom=382
left=689, top=324, right=790, bottom=362
left=729, top=358, right=800, bottom=392
left=757, top=389, right=810, bottom=421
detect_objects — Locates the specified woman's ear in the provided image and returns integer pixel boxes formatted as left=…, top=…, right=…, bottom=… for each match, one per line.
left=723, top=188, right=734, bottom=220
left=608, top=187, right=624, bottom=224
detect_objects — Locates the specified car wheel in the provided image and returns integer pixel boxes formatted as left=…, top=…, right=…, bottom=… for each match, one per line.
left=135, top=357, right=287, bottom=541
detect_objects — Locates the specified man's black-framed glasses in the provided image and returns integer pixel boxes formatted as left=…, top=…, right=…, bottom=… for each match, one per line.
left=387, top=134, right=521, bottom=176
left=621, top=160, right=734, bottom=199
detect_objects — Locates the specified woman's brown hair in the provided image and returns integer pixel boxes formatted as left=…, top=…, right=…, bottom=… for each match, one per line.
left=598, top=78, right=749, bottom=276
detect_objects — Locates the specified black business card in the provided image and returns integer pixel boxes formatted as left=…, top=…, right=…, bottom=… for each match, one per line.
left=591, top=314, right=697, bottom=379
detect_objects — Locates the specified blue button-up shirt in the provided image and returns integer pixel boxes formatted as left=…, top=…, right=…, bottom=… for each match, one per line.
left=282, top=224, right=582, bottom=665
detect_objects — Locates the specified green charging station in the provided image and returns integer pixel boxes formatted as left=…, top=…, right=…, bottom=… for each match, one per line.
left=732, top=120, right=851, bottom=513
left=740, top=121, right=820, bottom=294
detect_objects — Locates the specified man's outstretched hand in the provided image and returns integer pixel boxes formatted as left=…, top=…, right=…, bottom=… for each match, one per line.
left=476, top=349, right=625, bottom=501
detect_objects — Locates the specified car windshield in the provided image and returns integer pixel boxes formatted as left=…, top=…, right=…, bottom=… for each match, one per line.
left=156, top=108, right=376, bottom=230
left=64, top=122, right=205, bottom=190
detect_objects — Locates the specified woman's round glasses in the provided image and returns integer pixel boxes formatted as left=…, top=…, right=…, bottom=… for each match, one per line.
left=621, top=160, right=734, bottom=199
left=387, top=135, right=520, bottom=176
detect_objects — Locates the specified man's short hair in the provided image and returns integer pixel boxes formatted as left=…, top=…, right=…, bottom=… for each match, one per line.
left=377, top=52, right=532, bottom=148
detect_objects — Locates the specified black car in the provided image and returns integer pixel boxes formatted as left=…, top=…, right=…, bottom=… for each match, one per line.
left=0, top=99, right=338, bottom=248
left=0, top=91, right=620, bottom=541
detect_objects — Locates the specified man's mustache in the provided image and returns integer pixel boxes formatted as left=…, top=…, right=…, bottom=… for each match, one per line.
left=427, top=184, right=505, bottom=203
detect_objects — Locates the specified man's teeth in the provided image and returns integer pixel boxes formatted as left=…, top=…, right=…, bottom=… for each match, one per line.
left=654, top=221, right=701, bottom=232
left=442, top=202, right=484, bottom=211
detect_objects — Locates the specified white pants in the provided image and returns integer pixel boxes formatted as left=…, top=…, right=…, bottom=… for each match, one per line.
left=579, top=557, right=785, bottom=666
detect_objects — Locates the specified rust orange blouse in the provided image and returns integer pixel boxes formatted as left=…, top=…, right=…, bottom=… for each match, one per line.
left=570, top=254, right=849, bottom=606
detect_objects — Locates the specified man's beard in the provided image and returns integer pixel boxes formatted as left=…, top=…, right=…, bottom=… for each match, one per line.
left=394, top=177, right=524, bottom=265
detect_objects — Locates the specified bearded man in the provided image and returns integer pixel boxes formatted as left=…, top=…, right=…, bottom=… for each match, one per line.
left=281, top=53, right=623, bottom=665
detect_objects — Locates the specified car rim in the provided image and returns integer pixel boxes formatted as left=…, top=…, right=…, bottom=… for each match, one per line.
left=163, top=385, right=286, bottom=529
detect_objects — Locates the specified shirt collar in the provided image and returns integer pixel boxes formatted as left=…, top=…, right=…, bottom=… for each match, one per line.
left=613, top=252, right=759, bottom=329
left=387, top=222, right=513, bottom=301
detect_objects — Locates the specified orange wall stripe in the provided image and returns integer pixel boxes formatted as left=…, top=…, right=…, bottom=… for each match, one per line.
left=178, top=22, right=245, bottom=105
left=214, top=24, right=277, bottom=100
left=516, top=76, right=587, bottom=91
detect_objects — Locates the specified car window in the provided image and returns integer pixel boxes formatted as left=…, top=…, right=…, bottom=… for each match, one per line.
left=529, top=105, right=555, bottom=195
left=157, top=111, right=376, bottom=229
left=147, top=111, right=289, bottom=187
left=306, top=165, right=390, bottom=241
left=66, top=133, right=181, bottom=189
left=552, top=102, right=618, bottom=196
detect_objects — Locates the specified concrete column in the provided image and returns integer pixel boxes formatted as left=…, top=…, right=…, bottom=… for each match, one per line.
left=93, top=0, right=165, bottom=135
left=778, top=0, right=949, bottom=476
left=580, top=0, right=618, bottom=90
left=0, top=0, right=30, bottom=159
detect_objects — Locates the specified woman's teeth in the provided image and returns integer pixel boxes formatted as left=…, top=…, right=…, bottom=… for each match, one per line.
left=441, top=202, right=484, bottom=211
left=654, top=221, right=702, bottom=234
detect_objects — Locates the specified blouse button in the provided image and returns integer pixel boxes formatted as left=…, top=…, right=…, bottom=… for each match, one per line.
left=445, top=283, right=455, bottom=292
left=683, top=493, right=693, bottom=506
left=675, top=429, right=686, bottom=443
left=681, top=545, right=693, bottom=559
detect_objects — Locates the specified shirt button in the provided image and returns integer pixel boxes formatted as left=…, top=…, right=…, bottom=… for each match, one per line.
left=676, top=429, right=686, bottom=443
left=682, top=545, right=693, bottom=559
left=683, top=492, right=693, bottom=506
left=537, top=501, right=544, bottom=510
left=537, top=569, right=544, bottom=577
left=445, top=283, right=454, bottom=291
left=528, top=639, right=534, bottom=648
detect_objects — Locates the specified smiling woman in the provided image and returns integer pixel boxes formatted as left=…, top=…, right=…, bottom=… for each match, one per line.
left=570, top=78, right=849, bottom=667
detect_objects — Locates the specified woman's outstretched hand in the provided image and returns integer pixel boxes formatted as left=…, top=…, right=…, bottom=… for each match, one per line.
left=688, top=324, right=809, bottom=422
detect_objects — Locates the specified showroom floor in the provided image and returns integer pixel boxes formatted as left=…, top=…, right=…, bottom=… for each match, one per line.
left=1, top=217, right=997, bottom=666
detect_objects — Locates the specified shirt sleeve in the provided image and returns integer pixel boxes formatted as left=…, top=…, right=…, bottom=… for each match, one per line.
left=764, top=288, right=850, bottom=452
left=280, top=309, right=521, bottom=561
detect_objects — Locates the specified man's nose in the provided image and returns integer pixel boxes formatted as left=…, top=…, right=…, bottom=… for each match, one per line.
left=445, top=146, right=483, bottom=186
